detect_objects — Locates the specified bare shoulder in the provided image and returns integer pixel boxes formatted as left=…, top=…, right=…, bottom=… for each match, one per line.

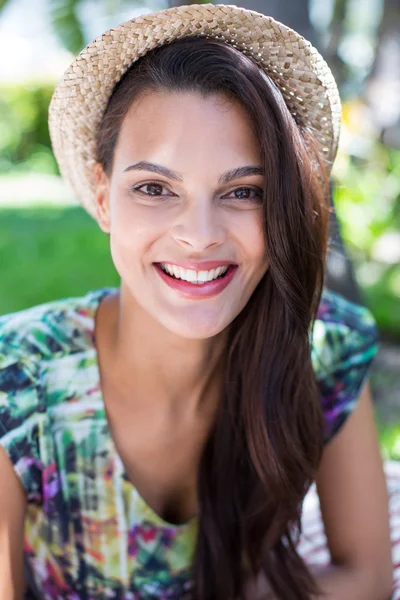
left=315, top=383, right=392, bottom=585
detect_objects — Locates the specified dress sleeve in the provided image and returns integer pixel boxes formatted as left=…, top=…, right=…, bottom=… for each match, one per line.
left=0, top=343, right=45, bottom=502
left=311, top=290, right=379, bottom=445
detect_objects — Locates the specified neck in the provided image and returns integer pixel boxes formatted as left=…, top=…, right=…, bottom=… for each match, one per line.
left=97, top=287, right=227, bottom=417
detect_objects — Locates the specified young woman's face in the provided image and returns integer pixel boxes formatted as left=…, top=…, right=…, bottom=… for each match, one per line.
left=95, top=90, right=268, bottom=339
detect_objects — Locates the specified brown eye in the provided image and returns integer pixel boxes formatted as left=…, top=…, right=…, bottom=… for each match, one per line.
left=223, top=187, right=263, bottom=202
left=129, top=182, right=176, bottom=198
left=235, top=188, right=251, bottom=199
left=139, top=183, right=163, bottom=196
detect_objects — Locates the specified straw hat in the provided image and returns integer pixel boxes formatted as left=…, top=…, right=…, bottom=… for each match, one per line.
left=48, top=3, right=341, bottom=219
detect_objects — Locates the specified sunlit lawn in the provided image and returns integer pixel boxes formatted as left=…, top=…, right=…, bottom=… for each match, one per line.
left=1, top=200, right=398, bottom=460
left=0, top=205, right=119, bottom=315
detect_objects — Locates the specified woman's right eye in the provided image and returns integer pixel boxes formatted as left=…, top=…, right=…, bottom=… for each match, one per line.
left=130, top=182, right=174, bottom=197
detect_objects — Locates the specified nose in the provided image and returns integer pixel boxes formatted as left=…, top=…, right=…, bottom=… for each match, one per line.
left=171, top=198, right=226, bottom=252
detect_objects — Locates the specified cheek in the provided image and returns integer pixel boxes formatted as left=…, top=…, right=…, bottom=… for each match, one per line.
left=107, top=199, right=168, bottom=275
left=233, top=210, right=267, bottom=268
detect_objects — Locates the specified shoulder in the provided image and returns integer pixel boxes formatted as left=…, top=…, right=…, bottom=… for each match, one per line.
left=316, top=287, right=377, bottom=333
left=0, top=286, right=113, bottom=421
left=0, top=288, right=113, bottom=369
left=312, top=288, right=378, bottom=372
left=0, top=288, right=114, bottom=431
left=0, top=288, right=114, bottom=497
left=312, top=289, right=379, bottom=444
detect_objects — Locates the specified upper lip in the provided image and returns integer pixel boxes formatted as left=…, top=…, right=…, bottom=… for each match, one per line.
left=156, top=260, right=236, bottom=270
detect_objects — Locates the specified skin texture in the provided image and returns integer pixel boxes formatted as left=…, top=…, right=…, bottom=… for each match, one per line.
left=0, top=90, right=393, bottom=598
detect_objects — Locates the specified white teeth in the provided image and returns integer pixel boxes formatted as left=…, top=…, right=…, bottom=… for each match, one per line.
left=160, top=263, right=229, bottom=284
left=185, top=269, right=197, bottom=283
left=197, top=270, right=209, bottom=283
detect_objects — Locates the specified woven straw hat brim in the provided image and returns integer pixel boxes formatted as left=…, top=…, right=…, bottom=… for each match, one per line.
left=48, top=3, right=341, bottom=218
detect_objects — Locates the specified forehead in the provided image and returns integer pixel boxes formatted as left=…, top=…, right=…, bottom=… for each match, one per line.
left=113, top=90, right=261, bottom=171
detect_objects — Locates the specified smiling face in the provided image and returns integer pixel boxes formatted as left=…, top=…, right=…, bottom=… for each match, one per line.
left=95, top=90, right=268, bottom=339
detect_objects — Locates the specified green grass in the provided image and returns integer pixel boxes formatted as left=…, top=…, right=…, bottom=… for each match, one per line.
left=0, top=205, right=119, bottom=315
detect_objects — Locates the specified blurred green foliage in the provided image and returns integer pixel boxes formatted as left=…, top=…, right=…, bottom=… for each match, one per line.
left=0, top=84, right=58, bottom=175
left=377, top=419, right=400, bottom=461
left=50, top=0, right=85, bottom=56
left=333, top=143, right=400, bottom=337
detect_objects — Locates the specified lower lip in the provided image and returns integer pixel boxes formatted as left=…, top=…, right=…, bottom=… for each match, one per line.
left=154, top=264, right=238, bottom=299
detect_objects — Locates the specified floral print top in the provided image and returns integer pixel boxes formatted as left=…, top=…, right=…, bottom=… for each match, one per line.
left=0, top=287, right=378, bottom=599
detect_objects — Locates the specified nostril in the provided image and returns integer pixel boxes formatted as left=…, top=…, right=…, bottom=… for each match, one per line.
left=171, top=221, right=226, bottom=251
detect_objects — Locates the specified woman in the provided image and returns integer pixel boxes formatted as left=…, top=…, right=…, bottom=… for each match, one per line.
left=0, top=4, right=393, bottom=600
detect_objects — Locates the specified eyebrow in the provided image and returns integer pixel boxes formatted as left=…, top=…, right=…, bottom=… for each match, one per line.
left=123, top=161, right=264, bottom=184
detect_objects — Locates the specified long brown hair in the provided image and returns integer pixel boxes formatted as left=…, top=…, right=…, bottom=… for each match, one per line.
left=96, top=36, right=330, bottom=600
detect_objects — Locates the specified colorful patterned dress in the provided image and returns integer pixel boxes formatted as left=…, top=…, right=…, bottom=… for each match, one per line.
left=0, top=288, right=378, bottom=599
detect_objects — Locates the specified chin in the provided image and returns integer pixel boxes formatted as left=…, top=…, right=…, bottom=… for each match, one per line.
left=162, top=312, right=232, bottom=340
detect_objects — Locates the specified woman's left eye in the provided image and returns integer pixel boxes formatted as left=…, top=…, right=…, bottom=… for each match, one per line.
left=223, top=187, right=263, bottom=202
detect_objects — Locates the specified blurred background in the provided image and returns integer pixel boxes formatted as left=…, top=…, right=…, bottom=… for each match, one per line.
left=0, top=0, right=399, bottom=453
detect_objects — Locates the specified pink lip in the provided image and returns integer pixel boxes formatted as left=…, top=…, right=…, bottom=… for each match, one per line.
left=154, top=263, right=238, bottom=299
